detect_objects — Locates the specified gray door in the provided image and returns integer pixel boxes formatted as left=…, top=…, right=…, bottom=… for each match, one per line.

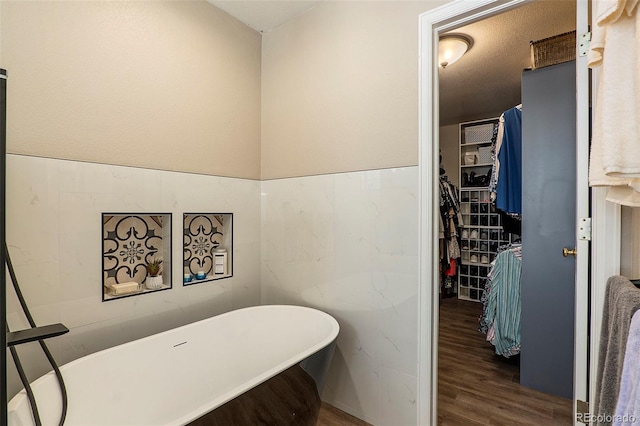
left=520, top=60, right=576, bottom=399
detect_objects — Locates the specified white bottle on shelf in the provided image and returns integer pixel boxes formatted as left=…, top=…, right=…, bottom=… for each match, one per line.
left=213, top=248, right=227, bottom=275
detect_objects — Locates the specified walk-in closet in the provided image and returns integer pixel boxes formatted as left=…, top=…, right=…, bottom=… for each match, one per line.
left=436, top=1, right=578, bottom=423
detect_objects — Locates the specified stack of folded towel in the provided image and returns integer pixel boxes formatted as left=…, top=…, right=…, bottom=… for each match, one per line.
left=107, top=281, right=140, bottom=295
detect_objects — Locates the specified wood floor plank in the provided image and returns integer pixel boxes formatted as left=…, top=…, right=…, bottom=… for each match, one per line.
left=317, top=402, right=371, bottom=426
left=438, top=297, right=572, bottom=425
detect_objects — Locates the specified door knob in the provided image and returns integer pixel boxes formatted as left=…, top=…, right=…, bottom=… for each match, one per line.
left=563, top=247, right=577, bottom=257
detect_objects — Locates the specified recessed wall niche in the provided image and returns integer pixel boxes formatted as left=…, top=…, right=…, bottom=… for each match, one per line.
left=183, top=213, right=233, bottom=285
left=102, top=214, right=172, bottom=301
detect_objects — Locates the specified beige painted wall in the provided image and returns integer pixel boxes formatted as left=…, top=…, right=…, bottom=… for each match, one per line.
left=0, top=0, right=261, bottom=179
left=261, top=0, right=447, bottom=180
left=439, top=124, right=459, bottom=187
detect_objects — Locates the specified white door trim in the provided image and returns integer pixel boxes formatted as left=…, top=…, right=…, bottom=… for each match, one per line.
left=418, top=1, right=593, bottom=424
left=418, top=1, right=529, bottom=423
left=574, top=0, right=590, bottom=418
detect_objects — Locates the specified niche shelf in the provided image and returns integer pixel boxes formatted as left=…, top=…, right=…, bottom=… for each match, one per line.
left=183, top=213, right=233, bottom=286
left=102, top=213, right=172, bottom=301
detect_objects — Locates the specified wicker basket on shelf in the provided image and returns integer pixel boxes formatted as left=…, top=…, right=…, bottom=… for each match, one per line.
left=530, top=30, right=576, bottom=69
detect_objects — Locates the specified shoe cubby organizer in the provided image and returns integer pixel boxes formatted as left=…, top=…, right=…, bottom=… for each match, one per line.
left=102, top=213, right=172, bottom=301
left=458, top=189, right=512, bottom=301
left=183, top=213, right=233, bottom=285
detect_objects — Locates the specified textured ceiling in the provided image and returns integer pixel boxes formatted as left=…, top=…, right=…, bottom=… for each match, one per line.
left=439, top=0, right=576, bottom=125
left=208, top=0, right=322, bottom=32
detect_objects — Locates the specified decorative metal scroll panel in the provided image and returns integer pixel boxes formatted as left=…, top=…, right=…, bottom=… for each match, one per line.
left=103, top=215, right=164, bottom=286
left=183, top=214, right=224, bottom=276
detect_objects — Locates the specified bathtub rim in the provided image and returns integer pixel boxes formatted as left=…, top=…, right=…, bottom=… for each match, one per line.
left=8, top=304, right=340, bottom=426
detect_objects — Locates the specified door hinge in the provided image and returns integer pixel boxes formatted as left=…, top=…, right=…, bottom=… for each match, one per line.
left=579, top=32, right=592, bottom=57
left=578, top=217, right=592, bottom=241
left=576, top=400, right=590, bottom=423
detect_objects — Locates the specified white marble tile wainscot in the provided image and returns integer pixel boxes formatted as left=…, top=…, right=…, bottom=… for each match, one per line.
left=5, top=154, right=261, bottom=398
left=5, top=155, right=418, bottom=425
left=261, top=166, right=419, bottom=426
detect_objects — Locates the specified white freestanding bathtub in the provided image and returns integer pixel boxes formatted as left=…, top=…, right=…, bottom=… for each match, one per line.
left=8, top=305, right=339, bottom=426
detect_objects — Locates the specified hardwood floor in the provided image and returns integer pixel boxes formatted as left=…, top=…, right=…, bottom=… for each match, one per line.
left=316, top=297, right=572, bottom=426
left=317, top=402, right=372, bottom=426
left=438, top=297, right=572, bottom=425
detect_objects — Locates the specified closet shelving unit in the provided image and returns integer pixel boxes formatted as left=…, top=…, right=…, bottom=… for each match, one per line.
left=458, top=118, right=510, bottom=302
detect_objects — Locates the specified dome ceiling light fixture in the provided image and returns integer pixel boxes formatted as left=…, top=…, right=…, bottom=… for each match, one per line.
left=438, top=34, right=473, bottom=69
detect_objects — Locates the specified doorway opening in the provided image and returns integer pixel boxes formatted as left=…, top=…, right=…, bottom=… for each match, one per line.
left=418, top=0, right=590, bottom=424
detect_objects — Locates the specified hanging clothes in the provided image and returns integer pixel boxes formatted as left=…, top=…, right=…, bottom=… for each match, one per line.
left=594, top=276, right=640, bottom=426
left=495, top=106, right=523, bottom=216
left=439, top=175, right=463, bottom=243
left=439, top=174, right=463, bottom=296
left=478, top=243, right=522, bottom=357
left=614, top=310, right=640, bottom=425
left=588, top=0, right=640, bottom=206
left=489, top=119, right=503, bottom=201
